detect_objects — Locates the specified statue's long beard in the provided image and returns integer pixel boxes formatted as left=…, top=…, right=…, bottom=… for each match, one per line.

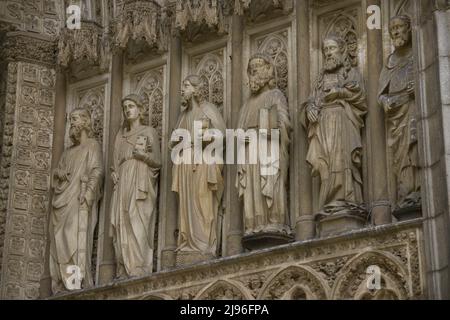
left=249, top=77, right=268, bottom=94
left=69, top=124, right=83, bottom=145
left=181, top=93, right=192, bottom=109
left=392, top=34, right=409, bottom=48
left=324, top=55, right=343, bottom=72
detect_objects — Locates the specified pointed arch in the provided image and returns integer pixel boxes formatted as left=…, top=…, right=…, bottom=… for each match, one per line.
left=258, top=265, right=329, bottom=300
left=331, top=250, right=410, bottom=300
left=194, top=279, right=254, bottom=300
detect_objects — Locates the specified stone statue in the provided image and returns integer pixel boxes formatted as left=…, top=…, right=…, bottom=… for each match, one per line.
left=237, top=53, right=292, bottom=247
left=110, top=94, right=161, bottom=278
left=49, top=108, right=104, bottom=293
left=379, top=15, right=421, bottom=214
left=172, top=75, right=226, bottom=264
left=301, top=35, right=367, bottom=234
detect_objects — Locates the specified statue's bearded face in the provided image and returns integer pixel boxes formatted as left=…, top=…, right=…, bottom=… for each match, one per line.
left=181, top=80, right=196, bottom=105
left=389, top=18, right=411, bottom=49
left=323, top=39, right=344, bottom=72
left=122, top=99, right=141, bottom=122
left=248, top=58, right=273, bottom=95
left=69, top=111, right=89, bottom=144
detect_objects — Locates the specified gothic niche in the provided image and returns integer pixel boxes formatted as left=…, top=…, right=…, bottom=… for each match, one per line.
left=256, top=32, right=290, bottom=99
left=133, top=68, right=165, bottom=137
left=78, top=87, right=106, bottom=145
left=324, top=12, right=360, bottom=67
left=193, top=51, right=225, bottom=114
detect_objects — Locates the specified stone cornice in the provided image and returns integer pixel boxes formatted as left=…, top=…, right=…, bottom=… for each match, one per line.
left=1, top=31, right=57, bottom=66
left=51, top=219, right=424, bottom=300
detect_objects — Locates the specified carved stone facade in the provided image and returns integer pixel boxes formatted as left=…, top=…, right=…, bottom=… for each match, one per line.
left=54, top=222, right=424, bottom=300
left=0, top=0, right=449, bottom=300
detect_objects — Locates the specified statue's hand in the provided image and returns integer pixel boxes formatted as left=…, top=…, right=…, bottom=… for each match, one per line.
left=323, top=88, right=341, bottom=102
left=132, top=149, right=148, bottom=162
left=111, top=172, right=119, bottom=186
left=406, top=81, right=415, bottom=96
left=54, top=169, right=70, bottom=182
left=306, top=104, right=319, bottom=123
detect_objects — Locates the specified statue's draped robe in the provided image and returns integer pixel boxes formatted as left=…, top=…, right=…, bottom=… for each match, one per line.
left=49, top=138, right=103, bottom=292
left=379, top=50, right=420, bottom=208
left=172, top=101, right=226, bottom=256
left=301, top=68, right=367, bottom=215
left=237, top=89, right=291, bottom=235
left=110, top=125, right=160, bottom=277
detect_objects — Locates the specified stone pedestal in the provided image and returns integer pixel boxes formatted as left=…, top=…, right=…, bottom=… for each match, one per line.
left=393, top=206, right=422, bottom=222
left=317, top=212, right=367, bottom=237
left=242, top=232, right=294, bottom=251
left=175, top=252, right=214, bottom=267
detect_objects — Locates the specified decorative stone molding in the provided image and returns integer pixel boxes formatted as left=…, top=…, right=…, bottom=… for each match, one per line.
left=57, top=21, right=109, bottom=70
left=112, top=0, right=169, bottom=52
left=52, top=221, right=424, bottom=300
left=233, top=0, right=294, bottom=21
left=175, top=0, right=230, bottom=33
left=1, top=32, right=57, bottom=66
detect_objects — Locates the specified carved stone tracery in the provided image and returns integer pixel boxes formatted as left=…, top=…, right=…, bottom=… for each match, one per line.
left=57, top=21, right=108, bottom=69
left=113, top=0, right=168, bottom=52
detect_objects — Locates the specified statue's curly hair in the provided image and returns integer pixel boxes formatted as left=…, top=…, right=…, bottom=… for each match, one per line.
left=70, top=107, right=95, bottom=138
left=247, top=53, right=277, bottom=89
left=389, top=15, right=412, bottom=31
left=317, top=34, right=353, bottom=88
left=183, top=75, right=207, bottom=102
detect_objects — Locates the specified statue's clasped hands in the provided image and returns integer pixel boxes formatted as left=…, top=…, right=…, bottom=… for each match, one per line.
left=54, top=168, right=70, bottom=182
left=306, top=104, right=319, bottom=124
left=132, top=148, right=148, bottom=162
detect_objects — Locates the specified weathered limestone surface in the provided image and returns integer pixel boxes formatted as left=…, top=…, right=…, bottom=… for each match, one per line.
left=0, top=0, right=448, bottom=300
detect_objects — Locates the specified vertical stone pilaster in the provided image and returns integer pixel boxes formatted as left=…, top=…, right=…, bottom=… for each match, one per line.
left=225, top=15, right=245, bottom=256
left=295, top=0, right=315, bottom=241
left=97, top=52, right=124, bottom=284
left=366, top=0, right=391, bottom=225
left=159, top=35, right=182, bottom=270
left=0, top=32, right=57, bottom=299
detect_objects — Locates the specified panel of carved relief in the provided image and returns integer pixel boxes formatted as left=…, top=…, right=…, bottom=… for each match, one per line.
left=131, top=66, right=166, bottom=138
left=0, top=0, right=60, bottom=37
left=0, top=62, right=56, bottom=299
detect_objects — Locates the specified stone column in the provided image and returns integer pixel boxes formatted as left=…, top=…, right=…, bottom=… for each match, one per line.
left=97, top=52, right=124, bottom=284
left=225, top=15, right=244, bottom=256
left=159, top=35, right=182, bottom=270
left=415, top=0, right=450, bottom=299
left=366, top=0, right=391, bottom=226
left=295, top=0, right=315, bottom=240
left=39, top=69, right=67, bottom=298
left=0, top=32, right=57, bottom=299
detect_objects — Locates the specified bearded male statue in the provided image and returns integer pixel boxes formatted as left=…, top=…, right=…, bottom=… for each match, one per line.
left=49, top=108, right=104, bottom=293
left=237, top=53, right=292, bottom=249
left=379, top=15, right=421, bottom=218
left=300, top=35, right=367, bottom=235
